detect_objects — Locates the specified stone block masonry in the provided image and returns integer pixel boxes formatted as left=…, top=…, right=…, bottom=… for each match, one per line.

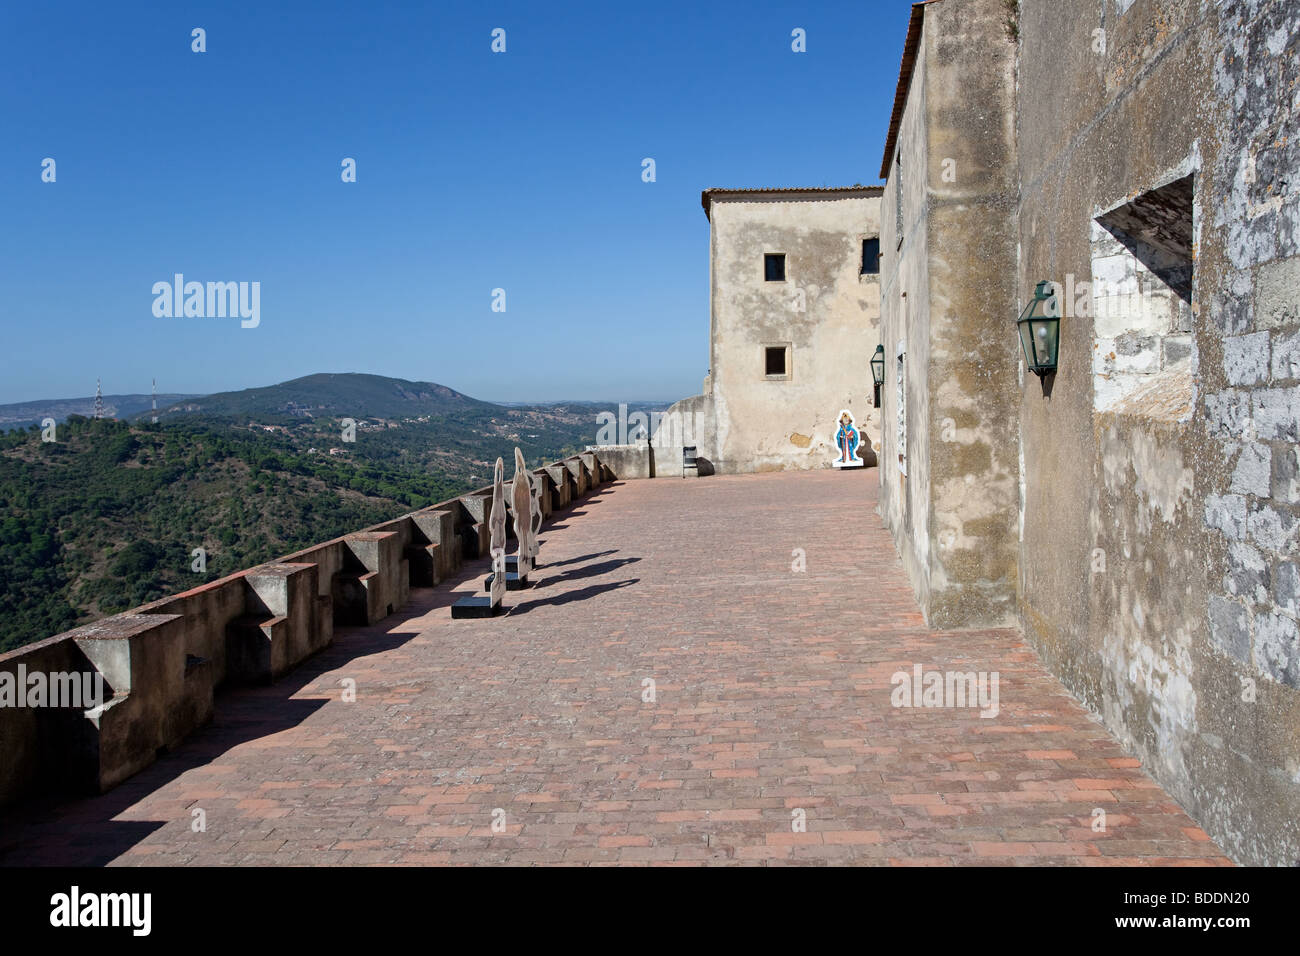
left=1010, top=0, right=1300, bottom=866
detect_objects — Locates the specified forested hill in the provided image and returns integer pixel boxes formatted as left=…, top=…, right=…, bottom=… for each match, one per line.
left=153, top=373, right=490, bottom=423
left=0, top=416, right=466, bottom=653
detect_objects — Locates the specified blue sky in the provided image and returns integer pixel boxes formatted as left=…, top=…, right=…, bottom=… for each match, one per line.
left=0, top=0, right=911, bottom=405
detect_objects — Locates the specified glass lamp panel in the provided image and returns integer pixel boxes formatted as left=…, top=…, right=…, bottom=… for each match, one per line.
left=1036, top=316, right=1060, bottom=371
left=1018, top=319, right=1038, bottom=370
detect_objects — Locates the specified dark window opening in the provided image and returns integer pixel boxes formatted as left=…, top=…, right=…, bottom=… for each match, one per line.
left=764, top=253, right=786, bottom=282
left=1095, top=174, right=1195, bottom=303
left=765, top=346, right=787, bottom=376
left=861, top=237, right=880, bottom=275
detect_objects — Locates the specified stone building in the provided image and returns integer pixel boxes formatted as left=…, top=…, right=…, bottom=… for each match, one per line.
left=876, top=0, right=1299, bottom=866
left=651, top=187, right=883, bottom=475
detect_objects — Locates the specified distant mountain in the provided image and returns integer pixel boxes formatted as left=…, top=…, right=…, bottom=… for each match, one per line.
left=0, top=394, right=197, bottom=430
left=153, top=373, right=491, bottom=423
left=146, top=372, right=626, bottom=491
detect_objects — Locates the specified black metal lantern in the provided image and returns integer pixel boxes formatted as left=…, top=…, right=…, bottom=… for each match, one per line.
left=870, top=344, right=885, bottom=407
left=1017, top=280, right=1061, bottom=377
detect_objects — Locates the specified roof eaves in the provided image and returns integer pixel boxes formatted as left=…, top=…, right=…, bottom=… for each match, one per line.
left=700, top=185, right=885, bottom=220
left=879, top=1, right=940, bottom=181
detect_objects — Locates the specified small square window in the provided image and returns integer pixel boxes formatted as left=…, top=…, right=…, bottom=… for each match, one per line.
left=861, top=237, right=880, bottom=275
left=765, top=346, right=787, bottom=376
left=764, top=253, right=786, bottom=282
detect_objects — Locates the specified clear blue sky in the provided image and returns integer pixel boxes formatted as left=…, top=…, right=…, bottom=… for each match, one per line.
left=0, top=0, right=911, bottom=406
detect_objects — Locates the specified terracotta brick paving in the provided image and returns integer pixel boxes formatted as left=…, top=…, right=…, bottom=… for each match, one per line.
left=0, top=471, right=1233, bottom=866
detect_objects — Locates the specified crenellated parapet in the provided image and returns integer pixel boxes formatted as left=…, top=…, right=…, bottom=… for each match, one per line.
left=0, top=450, right=612, bottom=811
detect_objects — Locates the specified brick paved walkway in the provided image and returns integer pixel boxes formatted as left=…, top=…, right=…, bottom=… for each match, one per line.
left=0, top=471, right=1232, bottom=865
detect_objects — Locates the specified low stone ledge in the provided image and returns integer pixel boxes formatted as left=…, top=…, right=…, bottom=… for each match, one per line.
left=532, top=469, right=555, bottom=520
left=590, top=443, right=652, bottom=479
left=136, top=573, right=251, bottom=687
left=0, top=635, right=103, bottom=806
left=579, top=450, right=604, bottom=486
left=226, top=563, right=327, bottom=683
left=564, top=456, right=591, bottom=498
left=409, top=509, right=458, bottom=583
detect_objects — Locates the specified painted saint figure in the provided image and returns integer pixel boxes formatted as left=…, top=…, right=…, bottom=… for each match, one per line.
left=833, top=409, right=864, bottom=468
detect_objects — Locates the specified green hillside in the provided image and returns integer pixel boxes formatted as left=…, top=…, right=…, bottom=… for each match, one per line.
left=0, top=373, right=665, bottom=654
left=0, top=416, right=471, bottom=653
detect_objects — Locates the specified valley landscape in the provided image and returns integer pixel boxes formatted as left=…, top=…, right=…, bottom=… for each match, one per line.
left=0, top=372, right=666, bottom=652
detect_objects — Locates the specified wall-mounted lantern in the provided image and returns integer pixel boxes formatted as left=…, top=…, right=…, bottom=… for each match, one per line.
left=1017, top=280, right=1061, bottom=378
left=870, top=344, right=885, bottom=407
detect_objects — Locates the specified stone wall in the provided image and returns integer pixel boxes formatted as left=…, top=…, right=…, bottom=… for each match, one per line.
left=649, top=392, right=718, bottom=477
left=879, top=0, right=1021, bottom=628
left=880, top=27, right=935, bottom=610
left=0, top=452, right=612, bottom=811
left=1015, top=0, right=1300, bottom=865
left=874, top=0, right=1298, bottom=863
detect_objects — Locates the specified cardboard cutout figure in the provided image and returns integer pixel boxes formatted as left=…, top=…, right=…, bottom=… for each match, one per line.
left=452, top=457, right=509, bottom=617
left=489, top=456, right=507, bottom=604
left=528, top=471, right=543, bottom=560
left=832, top=409, right=864, bottom=468
left=512, top=448, right=534, bottom=577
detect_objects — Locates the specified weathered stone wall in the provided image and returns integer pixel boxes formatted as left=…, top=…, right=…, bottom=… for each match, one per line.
left=879, top=0, right=1021, bottom=628
left=880, top=31, right=935, bottom=611
left=704, top=191, right=883, bottom=474
left=922, top=0, right=1021, bottom=627
left=1016, top=0, right=1300, bottom=865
